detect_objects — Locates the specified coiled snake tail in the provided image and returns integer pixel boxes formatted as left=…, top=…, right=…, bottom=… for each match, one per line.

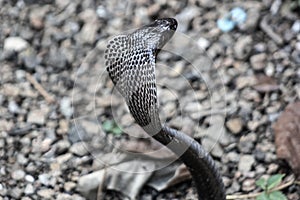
left=105, top=18, right=226, bottom=200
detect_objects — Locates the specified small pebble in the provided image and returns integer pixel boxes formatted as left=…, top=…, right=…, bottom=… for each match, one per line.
left=64, top=181, right=76, bottom=192
left=60, top=97, right=73, bottom=119
left=242, top=179, right=256, bottom=192
left=250, top=53, right=267, bottom=70
left=37, top=189, right=55, bottom=199
left=226, top=118, right=243, bottom=134
left=292, top=20, right=300, bottom=33
left=11, top=169, right=25, bottom=180
left=4, top=37, right=28, bottom=52
left=38, top=174, right=51, bottom=186
left=238, top=155, right=255, bottom=173
left=27, top=110, right=47, bottom=125
left=25, top=175, right=35, bottom=183
left=8, top=101, right=20, bottom=114
left=24, top=184, right=35, bottom=195
left=69, top=142, right=89, bottom=156
left=197, top=37, right=210, bottom=50
left=10, top=187, right=23, bottom=199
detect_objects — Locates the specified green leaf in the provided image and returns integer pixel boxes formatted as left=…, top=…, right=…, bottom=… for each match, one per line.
left=112, top=126, right=122, bottom=135
left=102, top=120, right=123, bottom=135
left=256, top=193, right=270, bottom=200
left=102, top=120, right=113, bottom=132
left=269, top=191, right=287, bottom=200
left=267, top=174, right=284, bottom=190
left=256, top=177, right=267, bottom=190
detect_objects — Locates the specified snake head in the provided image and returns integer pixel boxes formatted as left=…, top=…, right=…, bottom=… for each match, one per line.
left=105, top=18, right=177, bottom=134
left=131, top=18, right=177, bottom=54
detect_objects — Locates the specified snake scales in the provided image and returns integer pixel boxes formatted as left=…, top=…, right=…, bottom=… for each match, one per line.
left=105, top=18, right=226, bottom=200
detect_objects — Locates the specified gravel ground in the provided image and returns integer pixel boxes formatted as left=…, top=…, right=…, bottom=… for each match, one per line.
left=0, top=0, right=300, bottom=200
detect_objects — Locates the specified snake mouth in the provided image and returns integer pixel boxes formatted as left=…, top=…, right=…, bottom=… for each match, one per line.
left=151, top=18, right=178, bottom=31
left=149, top=18, right=178, bottom=52
left=154, top=18, right=178, bottom=31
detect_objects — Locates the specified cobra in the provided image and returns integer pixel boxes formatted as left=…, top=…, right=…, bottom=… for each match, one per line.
left=105, top=18, right=226, bottom=200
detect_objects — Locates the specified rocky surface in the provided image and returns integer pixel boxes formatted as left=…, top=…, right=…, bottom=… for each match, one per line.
left=0, top=0, right=299, bottom=200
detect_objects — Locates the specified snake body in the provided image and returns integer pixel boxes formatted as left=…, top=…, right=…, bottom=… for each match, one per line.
left=105, top=18, right=226, bottom=200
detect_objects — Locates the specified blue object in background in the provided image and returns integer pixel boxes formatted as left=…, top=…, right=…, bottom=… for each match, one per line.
left=217, top=7, right=247, bottom=32
left=230, top=7, right=247, bottom=25
left=217, top=18, right=236, bottom=32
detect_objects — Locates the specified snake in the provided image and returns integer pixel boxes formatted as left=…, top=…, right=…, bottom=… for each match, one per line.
left=105, top=18, right=226, bottom=200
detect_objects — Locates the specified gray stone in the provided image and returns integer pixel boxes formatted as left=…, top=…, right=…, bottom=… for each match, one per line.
left=38, top=174, right=51, bottom=186
left=78, top=9, right=99, bottom=44
left=60, top=97, right=73, bottom=119
left=175, top=6, right=200, bottom=32
left=56, top=140, right=71, bottom=154
left=250, top=53, right=267, bottom=70
left=20, top=49, right=40, bottom=70
left=226, top=152, right=240, bottom=163
left=21, top=197, right=32, bottom=200
left=17, top=154, right=28, bottom=165
left=238, top=8, right=260, bottom=31
left=265, top=152, right=276, bottom=162
left=56, top=193, right=72, bottom=200
left=56, top=153, right=72, bottom=164
left=238, top=133, right=257, bottom=153
left=25, top=175, right=35, bottom=183
left=70, top=142, right=88, bottom=156
left=197, top=37, right=210, bottom=50
left=15, top=70, right=26, bottom=81
left=265, top=62, right=275, bottom=76
left=202, top=137, right=223, bottom=158
left=27, top=109, right=47, bottom=125
left=4, top=37, right=29, bottom=52
left=235, top=76, right=256, bottom=89
left=227, top=180, right=240, bottom=194
left=255, top=164, right=266, bottom=174
left=292, top=20, right=300, bottom=33
left=8, top=100, right=20, bottom=114
left=68, top=124, right=89, bottom=144
left=11, top=169, right=25, bottom=180
left=226, top=118, right=243, bottom=134
left=96, top=5, right=110, bottom=19
left=292, top=50, right=300, bottom=64
left=234, top=36, right=253, bottom=60
left=267, top=163, right=279, bottom=174
left=10, top=187, right=23, bottom=199
left=238, top=155, right=255, bottom=173
left=242, top=179, right=256, bottom=192
left=63, top=21, right=80, bottom=35
left=29, top=5, right=49, bottom=29
left=198, top=0, right=216, bottom=8
left=24, top=184, right=35, bottom=195
left=46, top=48, right=68, bottom=70
left=64, top=181, right=76, bottom=192
left=37, top=189, right=55, bottom=199
left=80, top=120, right=99, bottom=135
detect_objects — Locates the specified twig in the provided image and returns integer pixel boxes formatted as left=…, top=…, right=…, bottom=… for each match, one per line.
left=260, top=15, right=283, bottom=45
left=96, top=167, right=107, bottom=200
left=26, top=72, right=55, bottom=104
left=226, top=179, right=296, bottom=199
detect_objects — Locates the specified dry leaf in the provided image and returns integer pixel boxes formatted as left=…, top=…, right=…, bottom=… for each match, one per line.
left=120, top=138, right=176, bottom=159
left=106, top=160, right=155, bottom=199
left=78, top=159, right=156, bottom=200
left=273, top=101, right=300, bottom=177
left=253, top=74, right=279, bottom=92
left=147, top=163, right=191, bottom=191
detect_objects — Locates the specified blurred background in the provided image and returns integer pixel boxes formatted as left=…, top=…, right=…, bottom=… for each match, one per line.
left=0, top=0, right=299, bottom=199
